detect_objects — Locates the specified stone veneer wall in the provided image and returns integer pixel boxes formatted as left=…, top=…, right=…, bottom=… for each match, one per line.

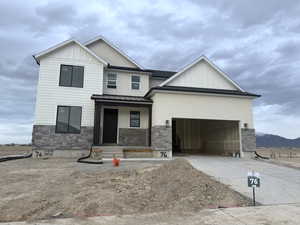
left=118, top=128, right=148, bottom=146
left=151, top=125, right=172, bottom=151
left=32, top=125, right=93, bottom=151
left=241, top=128, right=256, bottom=152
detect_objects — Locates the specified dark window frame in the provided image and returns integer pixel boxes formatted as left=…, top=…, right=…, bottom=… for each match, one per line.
left=55, top=105, right=82, bottom=134
left=107, top=73, right=117, bottom=89
left=131, top=75, right=140, bottom=90
left=130, top=111, right=140, bottom=128
left=59, top=64, right=84, bottom=88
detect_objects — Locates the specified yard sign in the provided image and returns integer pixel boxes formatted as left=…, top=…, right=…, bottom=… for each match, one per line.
left=247, top=171, right=260, bottom=206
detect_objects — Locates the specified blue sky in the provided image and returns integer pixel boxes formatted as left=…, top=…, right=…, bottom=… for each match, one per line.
left=0, top=0, right=300, bottom=143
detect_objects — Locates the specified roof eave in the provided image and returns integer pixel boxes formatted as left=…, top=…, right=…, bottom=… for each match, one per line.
left=145, top=87, right=261, bottom=99
left=32, top=55, right=40, bottom=65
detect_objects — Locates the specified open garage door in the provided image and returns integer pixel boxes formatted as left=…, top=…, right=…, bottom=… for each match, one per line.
left=172, top=118, right=240, bottom=156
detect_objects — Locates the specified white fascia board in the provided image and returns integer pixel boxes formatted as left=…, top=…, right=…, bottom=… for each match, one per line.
left=84, top=35, right=144, bottom=69
left=33, top=39, right=108, bottom=65
left=159, top=55, right=245, bottom=92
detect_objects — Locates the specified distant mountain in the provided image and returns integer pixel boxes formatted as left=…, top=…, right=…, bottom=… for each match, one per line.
left=256, top=133, right=300, bottom=148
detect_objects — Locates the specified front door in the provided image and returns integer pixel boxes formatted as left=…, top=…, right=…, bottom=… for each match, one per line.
left=103, top=108, right=118, bottom=144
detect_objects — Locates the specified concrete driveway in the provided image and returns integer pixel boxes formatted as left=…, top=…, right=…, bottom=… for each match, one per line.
left=185, top=156, right=300, bottom=205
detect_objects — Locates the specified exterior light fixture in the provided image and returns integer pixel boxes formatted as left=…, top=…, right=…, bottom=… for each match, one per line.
left=165, top=120, right=170, bottom=128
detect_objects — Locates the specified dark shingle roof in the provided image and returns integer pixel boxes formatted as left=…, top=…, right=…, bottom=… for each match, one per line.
left=145, top=86, right=261, bottom=98
left=107, top=65, right=176, bottom=79
left=91, top=94, right=153, bottom=104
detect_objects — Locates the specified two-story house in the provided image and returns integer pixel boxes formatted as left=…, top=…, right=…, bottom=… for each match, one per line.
left=32, top=35, right=260, bottom=158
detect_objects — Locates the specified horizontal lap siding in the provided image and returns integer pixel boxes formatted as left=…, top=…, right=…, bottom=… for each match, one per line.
left=34, top=43, right=104, bottom=126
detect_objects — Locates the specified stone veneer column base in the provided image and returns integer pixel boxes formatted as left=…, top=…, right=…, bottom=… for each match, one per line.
left=151, top=125, right=172, bottom=158
left=118, top=128, right=148, bottom=146
left=32, top=125, right=93, bottom=157
left=241, top=128, right=256, bottom=154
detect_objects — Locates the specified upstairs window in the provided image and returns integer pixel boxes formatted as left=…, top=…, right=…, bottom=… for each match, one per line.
left=131, top=75, right=140, bottom=90
left=59, top=65, right=84, bottom=88
left=107, top=73, right=117, bottom=88
left=130, top=111, right=140, bottom=128
left=56, top=106, right=82, bottom=133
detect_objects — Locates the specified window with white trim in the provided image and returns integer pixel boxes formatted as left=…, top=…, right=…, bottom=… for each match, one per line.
left=107, top=73, right=117, bottom=88
left=131, top=75, right=140, bottom=90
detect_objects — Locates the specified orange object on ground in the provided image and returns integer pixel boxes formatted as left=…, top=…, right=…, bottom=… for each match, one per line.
left=112, top=157, right=120, bottom=167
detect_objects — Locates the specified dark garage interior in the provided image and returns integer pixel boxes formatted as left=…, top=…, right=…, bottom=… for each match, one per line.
left=172, top=118, right=240, bottom=156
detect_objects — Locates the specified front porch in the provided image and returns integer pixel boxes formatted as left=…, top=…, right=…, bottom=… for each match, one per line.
left=91, top=95, right=153, bottom=155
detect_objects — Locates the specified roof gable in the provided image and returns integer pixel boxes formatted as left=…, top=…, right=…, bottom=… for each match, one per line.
left=160, top=56, right=244, bottom=91
left=84, top=36, right=143, bottom=69
left=33, top=39, right=107, bottom=65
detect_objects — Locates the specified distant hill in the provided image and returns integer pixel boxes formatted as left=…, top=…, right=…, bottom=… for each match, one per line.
left=256, top=133, right=300, bottom=148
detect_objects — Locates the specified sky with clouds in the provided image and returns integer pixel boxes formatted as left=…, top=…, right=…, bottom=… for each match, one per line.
left=0, top=0, right=300, bottom=144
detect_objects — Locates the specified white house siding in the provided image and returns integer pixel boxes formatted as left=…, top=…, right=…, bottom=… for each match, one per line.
left=34, top=42, right=104, bottom=127
left=167, top=60, right=237, bottom=90
left=103, top=70, right=150, bottom=96
left=151, top=92, right=254, bottom=128
left=118, top=107, right=149, bottom=129
left=86, top=40, right=138, bottom=68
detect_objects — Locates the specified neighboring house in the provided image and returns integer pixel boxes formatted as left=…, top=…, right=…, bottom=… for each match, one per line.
left=32, top=35, right=260, bottom=158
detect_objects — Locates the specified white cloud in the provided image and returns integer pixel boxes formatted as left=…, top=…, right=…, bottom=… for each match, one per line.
left=254, top=104, right=300, bottom=139
left=0, top=121, right=32, bottom=144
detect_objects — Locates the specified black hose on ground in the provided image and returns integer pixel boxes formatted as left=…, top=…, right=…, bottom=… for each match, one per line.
left=77, top=146, right=103, bottom=164
left=255, top=151, right=269, bottom=160
left=0, top=152, right=32, bottom=163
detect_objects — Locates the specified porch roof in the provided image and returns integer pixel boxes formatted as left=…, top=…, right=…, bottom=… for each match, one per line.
left=91, top=94, right=153, bottom=105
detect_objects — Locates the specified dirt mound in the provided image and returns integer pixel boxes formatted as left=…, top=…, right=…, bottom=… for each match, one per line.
left=0, top=158, right=251, bottom=222
left=91, top=158, right=250, bottom=214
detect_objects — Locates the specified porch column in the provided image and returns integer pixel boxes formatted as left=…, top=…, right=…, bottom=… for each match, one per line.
left=93, top=102, right=102, bottom=145
left=148, top=105, right=152, bottom=147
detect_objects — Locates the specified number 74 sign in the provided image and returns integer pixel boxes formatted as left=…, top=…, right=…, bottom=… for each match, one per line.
left=247, top=171, right=260, bottom=188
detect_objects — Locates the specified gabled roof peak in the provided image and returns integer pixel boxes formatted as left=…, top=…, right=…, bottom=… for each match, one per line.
left=33, top=39, right=108, bottom=65
left=159, top=55, right=245, bottom=92
left=84, top=35, right=143, bottom=69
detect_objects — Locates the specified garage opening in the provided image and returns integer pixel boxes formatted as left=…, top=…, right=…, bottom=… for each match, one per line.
left=172, top=118, right=240, bottom=156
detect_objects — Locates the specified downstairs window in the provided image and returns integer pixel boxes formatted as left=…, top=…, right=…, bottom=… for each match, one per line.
left=56, top=106, right=82, bottom=133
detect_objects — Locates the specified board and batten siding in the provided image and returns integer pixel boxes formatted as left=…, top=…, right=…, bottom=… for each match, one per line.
left=167, top=60, right=237, bottom=90
left=34, top=42, right=104, bottom=127
left=151, top=92, right=254, bottom=128
left=103, top=70, right=149, bottom=96
left=86, top=40, right=138, bottom=68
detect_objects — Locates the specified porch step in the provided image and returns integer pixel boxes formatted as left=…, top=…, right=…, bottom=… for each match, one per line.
left=92, top=146, right=124, bottom=158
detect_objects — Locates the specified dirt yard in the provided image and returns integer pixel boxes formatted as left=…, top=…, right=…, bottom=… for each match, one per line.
left=256, top=148, right=300, bottom=169
left=0, top=145, right=31, bottom=156
left=0, top=158, right=251, bottom=222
